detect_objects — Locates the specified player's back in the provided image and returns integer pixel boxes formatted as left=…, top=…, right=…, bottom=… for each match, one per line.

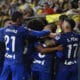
left=2, top=25, right=28, bottom=63
left=56, top=32, right=80, bottom=65
left=32, top=41, right=54, bottom=73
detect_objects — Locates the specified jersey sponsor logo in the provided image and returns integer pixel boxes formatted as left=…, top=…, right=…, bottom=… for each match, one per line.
left=64, top=60, right=77, bottom=65
left=33, top=59, right=45, bottom=65
left=5, top=53, right=15, bottom=59
left=38, top=53, right=46, bottom=58
left=55, top=36, right=60, bottom=40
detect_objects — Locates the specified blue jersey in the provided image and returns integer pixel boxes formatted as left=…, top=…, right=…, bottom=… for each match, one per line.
left=54, top=32, right=80, bottom=64
left=32, top=42, right=54, bottom=73
left=0, top=25, right=50, bottom=63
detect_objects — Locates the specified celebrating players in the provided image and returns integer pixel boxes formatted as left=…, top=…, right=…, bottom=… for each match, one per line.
left=0, top=11, right=51, bottom=80
left=54, top=18, right=80, bottom=80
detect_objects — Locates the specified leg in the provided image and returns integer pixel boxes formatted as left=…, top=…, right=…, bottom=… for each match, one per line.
left=31, top=71, right=39, bottom=80
left=69, top=64, right=78, bottom=80
left=40, top=72, right=52, bottom=80
left=56, top=63, right=69, bottom=80
left=0, top=61, right=10, bottom=80
left=11, top=63, right=28, bottom=80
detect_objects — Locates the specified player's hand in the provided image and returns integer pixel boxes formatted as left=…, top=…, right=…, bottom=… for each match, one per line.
left=43, top=25, right=52, bottom=32
left=57, top=45, right=64, bottom=51
left=44, top=39, right=54, bottom=47
left=49, top=33, right=57, bottom=38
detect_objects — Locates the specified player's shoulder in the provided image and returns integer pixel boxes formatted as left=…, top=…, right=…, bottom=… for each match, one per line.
left=2, top=26, right=12, bottom=30
left=61, top=32, right=77, bottom=37
left=0, top=27, right=5, bottom=32
left=19, top=25, right=28, bottom=31
left=55, top=33, right=63, bottom=40
left=73, top=31, right=80, bottom=35
left=72, top=31, right=80, bottom=37
left=55, top=32, right=71, bottom=42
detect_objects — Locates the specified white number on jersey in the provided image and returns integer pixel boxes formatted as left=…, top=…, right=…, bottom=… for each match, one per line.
left=4, top=35, right=16, bottom=52
left=67, top=43, right=78, bottom=59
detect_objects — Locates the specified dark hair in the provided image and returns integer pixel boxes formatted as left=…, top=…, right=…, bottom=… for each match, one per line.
left=11, top=11, right=23, bottom=22
left=43, top=2, right=49, bottom=6
left=59, top=15, right=68, bottom=22
left=48, top=23, right=57, bottom=33
left=27, top=18, right=48, bottom=31
left=64, top=18, right=76, bottom=30
left=3, top=18, right=11, bottom=24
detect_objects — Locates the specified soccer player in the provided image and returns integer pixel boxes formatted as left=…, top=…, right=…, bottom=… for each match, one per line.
left=59, top=15, right=68, bottom=28
left=31, top=23, right=63, bottom=80
left=0, top=11, right=50, bottom=80
left=23, top=19, right=48, bottom=80
left=57, top=15, right=68, bottom=33
left=54, top=18, right=80, bottom=80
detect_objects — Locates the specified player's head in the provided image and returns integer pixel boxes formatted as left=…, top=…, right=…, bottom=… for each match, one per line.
left=4, top=18, right=12, bottom=27
left=11, top=11, right=23, bottom=26
left=43, top=23, right=57, bottom=33
left=47, top=23, right=57, bottom=33
left=62, top=18, right=75, bottom=32
left=43, top=2, right=50, bottom=9
left=59, top=15, right=68, bottom=26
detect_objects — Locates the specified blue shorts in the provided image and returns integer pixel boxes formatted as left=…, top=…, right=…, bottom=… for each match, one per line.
left=0, top=60, right=28, bottom=80
left=32, top=71, right=52, bottom=80
left=56, top=63, right=78, bottom=80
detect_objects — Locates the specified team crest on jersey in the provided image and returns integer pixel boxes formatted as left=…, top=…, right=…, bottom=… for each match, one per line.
left=55, top=36, right=60, bottom=40
left=38, top=53, right=46, bottom=58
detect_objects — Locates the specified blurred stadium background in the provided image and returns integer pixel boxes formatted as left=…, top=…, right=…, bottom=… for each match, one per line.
left=0, top=0, right=80, bottom=80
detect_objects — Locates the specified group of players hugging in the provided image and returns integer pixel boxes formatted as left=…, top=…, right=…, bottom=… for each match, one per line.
left=0, top=11, right=79, bottom=80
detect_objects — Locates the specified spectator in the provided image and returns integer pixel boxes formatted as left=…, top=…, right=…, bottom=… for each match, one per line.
left=21, top=4, right=34, bottom=18
left=60, top=0, right=69, bottom=12
left=53, top=2, right=62, bottom=13
left=39, top=2, right=55, bottom=16
left=1, top=4, right=9, bottom=16
left=71, top=0, right=80, bottom=14
left=9, top=2, right=18, bottom=16
left=49, top=0, right=56, bottom=8
left=66, top=1, right=79, bottom=14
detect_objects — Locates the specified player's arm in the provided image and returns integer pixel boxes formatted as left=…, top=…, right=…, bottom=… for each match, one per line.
left=36, top=45, right=63, bottom=54
left=23, top=27, right=50, bottom=38
left=49, top=33, right=60, bottom=38
left=29, top=29, right=50, bottom=38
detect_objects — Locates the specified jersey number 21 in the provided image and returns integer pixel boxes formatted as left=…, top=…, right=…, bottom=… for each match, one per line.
left=4, top=35, right=16, bottom=52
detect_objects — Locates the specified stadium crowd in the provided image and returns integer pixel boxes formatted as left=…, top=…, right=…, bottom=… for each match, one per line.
left=0, top=0, right=80, bottom=16
left=0, top=0, right=80, bottom=80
